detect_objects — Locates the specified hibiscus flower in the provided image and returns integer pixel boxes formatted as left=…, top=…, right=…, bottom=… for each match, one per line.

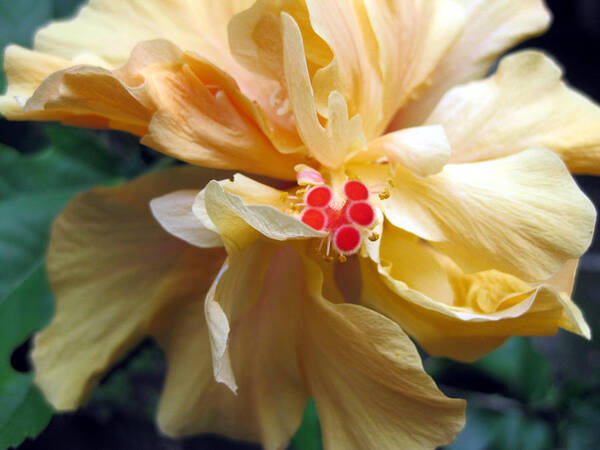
left=2, top=1, right=599, bottom=449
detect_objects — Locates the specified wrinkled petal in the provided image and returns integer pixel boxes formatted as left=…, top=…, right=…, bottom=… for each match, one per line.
left=202, top=177, right=324, bottom=253
left=281, top=13, right=365, bottom=169
left=300, top=251, right=466, bottom=449
left=391, top=0, right=551, bottom=128
left=156, top=241, right=308, bottom=449
left=33, top=166, right=225, bottom=409
left=150, top=190, right=223, bottom=248
left=1, top=0, right=288, bottom=117
left=13, top=40, right=301, bottom=179
left=359, top=125, right=451, bottom=176
left=230, top=0, right=464, bottom=140
left=380, top=149, right=596, bottom=282
left=199, top=239, right=465, bottom=448
left=427, top=51, right=600, bottom=174
left=360, top=255, right=590, bottom=362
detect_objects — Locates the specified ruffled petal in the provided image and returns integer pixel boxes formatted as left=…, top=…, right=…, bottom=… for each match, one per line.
left=381, top=149, right=596, bottom=282
left=427, top=51, right=600, bottom=174
left=155, top=242, right=307, bottom=449
left=281, top=13, right=365, bottom=169
left=391, top=0, right=551, bottom=128
left=9, top=40, right=301, bottom=179
left=196, top=238, right=465, bottom=449
left=33, top=166, right=226, bottom=409
left=0, top=0, right=284, bottom=113
left=360, top=254, right=591, bottom=362
left=300, top=252, right=466, bottom=449
left=230, top=0, right=464, bottom=140
left=202, top=177, right=324, bottom=253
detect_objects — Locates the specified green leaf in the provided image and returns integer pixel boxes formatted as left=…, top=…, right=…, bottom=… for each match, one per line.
left=0, top=0, right=53, bottom=49
left=474, top=337, right=553, bottom=403
left=0, top=135, right=121, bottom=447
left=446, top=404, right=552, bottom=450
left=0, top=265, right=54, bottom=450
left=291, top=398, right=323, bottom=450
left=52, top=0, right=84, bottom=18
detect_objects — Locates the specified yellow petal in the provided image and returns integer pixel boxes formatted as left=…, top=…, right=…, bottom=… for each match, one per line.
left=360, top=255, right=590, bottom=362
left=203, top=178, right=324, bottom=253
left=305, top=0, right=464, bottom=139
left=427, top=51, right=600, bottom=174
left=197, top=238, right=465, bottom=448
left=362, top=125, right=451, bottom=176
left=5, top=0, right=308, bottom=156
left=11, top=40, right=301, bottom=179
left=378, top=224, right=454, bottom=305
left=230, top=0, right=464, bottom=140
left=382, top=149, right=596, bottom=282
left=157, top=241, right=308, bottom=449
left=392, top=0, right=550, bottom=127
left=281, top=13, right=365, bottom=169
left=0, top=45, right=69, bottom=116
left=150, top=190, right=223, bottom=248
left=544, top=258, right=579, bottom=297
left=2, top=0, right=259, bottom=100
left=34, top=166, right=226, bottom=409
left=300, top=252, right=466, bottom=449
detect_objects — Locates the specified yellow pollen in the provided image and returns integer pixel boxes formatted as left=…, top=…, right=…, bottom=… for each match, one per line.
left=368, top=232, right=380, bottom=241
left=338, top=255, right=347, bottom=263
left=379, top=190, right=391, bottom=200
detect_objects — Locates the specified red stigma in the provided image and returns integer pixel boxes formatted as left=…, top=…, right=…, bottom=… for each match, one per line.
left=305, top=185, right=333, bottom=208
left=344, top=180, right=369, bottom=201
left=301, top=208, right=327, bottom=231
left=295, top=178, right=377, bottom=258
left=333, top=225, right=362, bottom=254
left=347, top=201, right=375, bottom=227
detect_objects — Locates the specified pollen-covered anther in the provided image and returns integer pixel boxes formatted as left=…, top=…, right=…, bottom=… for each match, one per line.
left=368, top=232, right=380, bottom=242
left=305, top=185, right=333, bottom=208
left=333, top=225, right=362, bottom=255
left=378, top=190, right=391, bottom=200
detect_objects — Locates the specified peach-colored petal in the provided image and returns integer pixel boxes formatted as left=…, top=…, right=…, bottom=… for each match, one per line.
left=33, top=166, right=225, bottom=409
left=3, top=0, right=282, bottom=113
left=229, top=0, right=464, bottom=140
left=13, top=40, right=302, bottom=179
left=391, top=0, right=551, bottom=128
left=427, top=51, right=600, bottom=174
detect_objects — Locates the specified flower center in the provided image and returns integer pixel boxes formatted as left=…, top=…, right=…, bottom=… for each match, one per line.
left=298, top=180, right=378, bottom=260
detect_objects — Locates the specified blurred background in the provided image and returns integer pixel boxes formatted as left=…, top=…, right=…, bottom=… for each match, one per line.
left=0, top=0, right=599, bottom=449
